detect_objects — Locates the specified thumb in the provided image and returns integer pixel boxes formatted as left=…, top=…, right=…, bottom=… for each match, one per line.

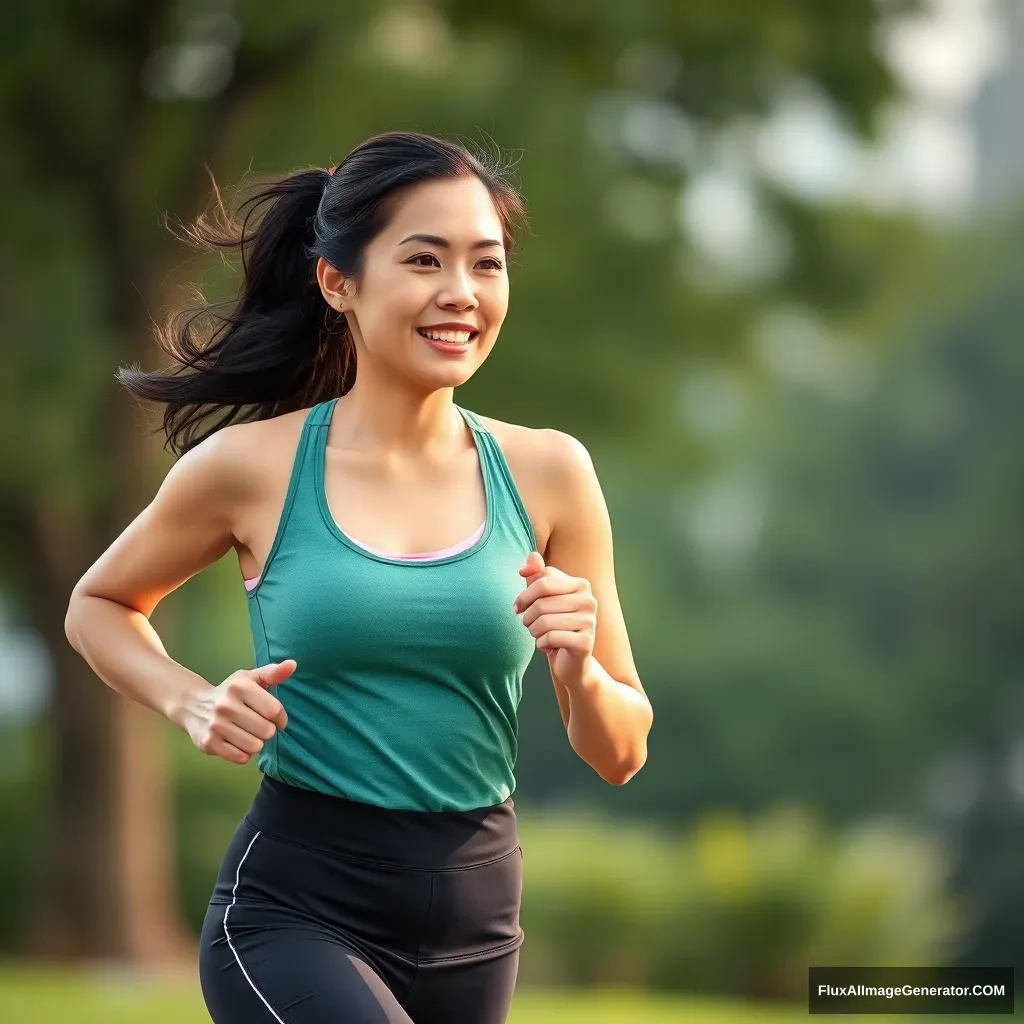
left=519, top=550, right=546, bottom=577
left=249, top=659, right=297, bottom=690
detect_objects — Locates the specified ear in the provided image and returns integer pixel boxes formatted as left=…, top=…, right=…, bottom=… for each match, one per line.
left=316, top=256, right=354, bottom=311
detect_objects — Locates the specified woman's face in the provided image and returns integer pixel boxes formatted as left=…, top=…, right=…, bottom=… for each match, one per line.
left=321, top=175, right=509, bottom=389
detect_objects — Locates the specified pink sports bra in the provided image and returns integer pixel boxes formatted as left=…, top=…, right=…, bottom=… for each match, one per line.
left=243, top=519, right=487, bottom=590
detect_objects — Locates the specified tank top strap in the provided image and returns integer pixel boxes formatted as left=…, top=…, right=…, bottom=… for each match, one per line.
left=456, top=406, right=485, bottom=434
left=294, top=396, right=337, bottom=513
left=255, top=399, right=334, bottom=576
left=305, top=397, right=338, bottom=430
left=288, top=397, right=334, bottom=495
left=456, top=405, right=538, bottom=553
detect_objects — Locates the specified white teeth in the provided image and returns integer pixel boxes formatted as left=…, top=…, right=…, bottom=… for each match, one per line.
left=420, top=329, right=473, bottom=344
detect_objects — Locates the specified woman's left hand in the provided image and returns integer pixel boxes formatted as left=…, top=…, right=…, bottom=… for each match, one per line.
left=513, top=550, right=597, bottom=689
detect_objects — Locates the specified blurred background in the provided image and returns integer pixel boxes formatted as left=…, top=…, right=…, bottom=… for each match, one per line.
left=2, top=0, right=1023, bottom=1020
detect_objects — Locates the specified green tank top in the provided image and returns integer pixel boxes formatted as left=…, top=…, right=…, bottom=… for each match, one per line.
left=246, top=397, right=539, bottom=812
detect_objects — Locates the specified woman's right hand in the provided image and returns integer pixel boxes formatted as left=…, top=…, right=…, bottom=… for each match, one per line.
left=185, top=660, right=296, bottom=765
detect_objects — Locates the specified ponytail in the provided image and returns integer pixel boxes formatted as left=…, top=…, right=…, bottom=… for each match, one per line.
left=118, top=132, right=528, bottom=456
left=118, top=168, right=351, bottom=455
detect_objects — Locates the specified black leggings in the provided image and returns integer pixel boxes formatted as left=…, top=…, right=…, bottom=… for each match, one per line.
left=199, top=776, right=524, bottom=1023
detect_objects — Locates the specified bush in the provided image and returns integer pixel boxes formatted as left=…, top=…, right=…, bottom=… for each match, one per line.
left=517, top=803, right=972, bottom=1000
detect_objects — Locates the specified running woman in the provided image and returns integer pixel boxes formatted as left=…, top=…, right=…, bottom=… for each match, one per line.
left=65, top=131, right=653, bottom=1023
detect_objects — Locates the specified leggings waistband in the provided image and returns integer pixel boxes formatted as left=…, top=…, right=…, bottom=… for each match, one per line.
left=245, top=775, right=519, bottom=869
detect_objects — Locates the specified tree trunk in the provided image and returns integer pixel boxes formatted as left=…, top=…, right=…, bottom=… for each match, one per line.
left=24, top=405, right=194, bottom=967
left=26, top=661, right=194, bottom=966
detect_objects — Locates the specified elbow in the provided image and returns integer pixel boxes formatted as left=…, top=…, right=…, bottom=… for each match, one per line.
left=64, top=608, right=78, bottom=652
left=604, top=750, right=648, bottom=787
left=607, top=708, right=652, bottom=785
left=64, top=588, right=85, bottom=651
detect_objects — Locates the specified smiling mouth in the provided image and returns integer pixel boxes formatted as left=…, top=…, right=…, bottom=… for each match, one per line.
left=416, top=327, right=479, bottom=344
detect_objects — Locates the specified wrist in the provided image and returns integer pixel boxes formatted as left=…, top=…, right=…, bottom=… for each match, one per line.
left=561, top=654, right=600, bottom=694
left=165, top=677, right=213, bottom=733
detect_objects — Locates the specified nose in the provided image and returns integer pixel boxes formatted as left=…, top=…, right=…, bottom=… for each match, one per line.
left=438, top=264, right=478, bottom=312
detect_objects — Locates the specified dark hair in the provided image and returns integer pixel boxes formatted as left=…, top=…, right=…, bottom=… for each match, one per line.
left=118, top=131, right=529, bottom=456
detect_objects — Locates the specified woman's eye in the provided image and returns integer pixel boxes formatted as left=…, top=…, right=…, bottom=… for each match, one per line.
left=406, top=253, right=503, bottom=271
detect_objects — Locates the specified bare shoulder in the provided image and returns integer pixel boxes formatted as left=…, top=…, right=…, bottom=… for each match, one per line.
left=191, top=407, right=307, bottom=499
left=476, top=413, right=589, bottom=479
left=222, top=407, right=315, bottom=517
left=474, top=413, right=585, bottom=556
left=70, top=407, right=310, bottom=613
left=474, top=412, right=566, bottom=476
left=474, top=412, right=540, bottom=447
left=233, top=406, right=308, bottom=448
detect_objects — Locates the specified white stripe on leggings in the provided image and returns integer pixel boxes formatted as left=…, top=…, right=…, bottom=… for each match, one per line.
left=223, top=829, right=286, bottom=1023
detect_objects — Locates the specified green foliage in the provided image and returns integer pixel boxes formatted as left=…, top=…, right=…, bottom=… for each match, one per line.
left=516, top=804, right=967, bottom=999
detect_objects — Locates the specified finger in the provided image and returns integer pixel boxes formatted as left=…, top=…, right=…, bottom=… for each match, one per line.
left=519, top=593, right=584, bottom=626
left=205, top=737, right=253, bottom=766
left=214, top=719, right=267, bottom=756
left=527, top=612, right=590, bottom=639
left=225, top=701, right=280, bottom=741
left=519, top=551, right=546, bottom=577
left=515, top=575, right=573, bottom=614
left=537, top=629, right=589, bottom=652
left=239, top=684, right=288, bottom=730
left=250, top=660, right=297, bottom=689
left=514, top=574, right=549, bottom=611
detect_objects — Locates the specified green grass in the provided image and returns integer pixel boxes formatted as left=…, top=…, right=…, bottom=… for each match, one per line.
left=0, top=966, right=1014, bottom=1022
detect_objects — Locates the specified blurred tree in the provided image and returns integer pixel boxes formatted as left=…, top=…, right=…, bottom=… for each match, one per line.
left=567, top=214, right=1024, bottom=965
left=744, top=224, right=1024, bottom=967
left=0, top=0, right=321, bottom=962
left=0, top=0, right=925, bottom=962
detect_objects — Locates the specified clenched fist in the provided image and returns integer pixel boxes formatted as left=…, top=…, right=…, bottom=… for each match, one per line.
left=183, top=660, right=296, bottom=765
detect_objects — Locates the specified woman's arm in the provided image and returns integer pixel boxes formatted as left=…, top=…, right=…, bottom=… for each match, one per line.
left=64, top=426, right=288, bottom=762
left=536, top=430, right=653, bottom=784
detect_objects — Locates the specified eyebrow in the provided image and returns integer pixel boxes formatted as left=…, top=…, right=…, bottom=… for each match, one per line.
left=397, top=233, right=504, bottom=250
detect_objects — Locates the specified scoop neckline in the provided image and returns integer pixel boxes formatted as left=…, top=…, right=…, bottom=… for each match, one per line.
left=313, top=397, right=495, bottom=567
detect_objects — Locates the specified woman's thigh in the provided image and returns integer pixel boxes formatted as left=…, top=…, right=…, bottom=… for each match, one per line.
left=403, top=944, right=521, bottom=1024
left=199, top=901, right=415, bottom=1024
left=201, top=800, right=524, bottom=1022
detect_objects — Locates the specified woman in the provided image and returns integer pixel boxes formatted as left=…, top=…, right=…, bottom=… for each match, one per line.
left=65, top=131, right=652, bottom=1023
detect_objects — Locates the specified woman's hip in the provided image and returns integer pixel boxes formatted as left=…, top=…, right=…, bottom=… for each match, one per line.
left=205, top=777, right=523, bottom=963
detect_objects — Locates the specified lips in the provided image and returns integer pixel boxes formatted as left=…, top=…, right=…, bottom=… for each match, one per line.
left=418, top=331, right=476, bottom=358
left=416, top=327, right=478, bottom=344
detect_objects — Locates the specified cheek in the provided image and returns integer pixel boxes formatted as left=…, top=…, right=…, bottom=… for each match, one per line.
left=485, top=291, right=509, bottom=327
left=479, top=274, right=508, bottom=311
left=365, top=272, right=427, bottom=330
left=392, top=275, right=435, bottom=319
